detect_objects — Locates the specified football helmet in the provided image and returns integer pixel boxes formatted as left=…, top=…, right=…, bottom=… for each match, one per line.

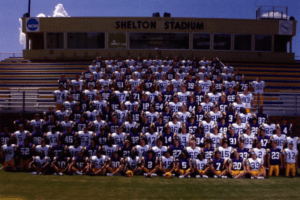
left=165, top=172, right=172, bottom=179
left=126, top=170, right=134, bottom=177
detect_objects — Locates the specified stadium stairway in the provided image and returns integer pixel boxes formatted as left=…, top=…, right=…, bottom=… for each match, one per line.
left=0, top=58, right=299, bottom=115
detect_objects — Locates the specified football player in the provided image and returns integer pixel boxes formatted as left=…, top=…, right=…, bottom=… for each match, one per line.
left=69, top=151, right=89, bottom=175
left=51, top=151, right=70, bottom=176
left=270, top=126, right=286, bottom=150
left=141, top=150, right=159, bottom=177
left=229, top=150, right=247, bottom=179
left=123, top=149, right=140, bottom=176
left=152, top=136, right=168, bottom=158
left=106, top=151, right=124, bottom=176
left=205, top=124, right=223, bottom=149
left=29, top=151, right=51, bottom=175
left=216, top=139, right=233, bottom=162
left=283, top=142, right=298, bottom=177
left=206, top=150, right=229, bottom=178
left=192, top=152, right=209, bottom=178
left=18, top=137, right=35, bottom=172
left=247, top=151, right=266, bottom=179
left=267, top=141, right=283, bottom=177
left=159, top=149, right=175, bottom=177
left=90, top=149, right=108, bottom=175
left=176, top=150, right=192, bottom=178
left=186, top=138, right=201, bottom=159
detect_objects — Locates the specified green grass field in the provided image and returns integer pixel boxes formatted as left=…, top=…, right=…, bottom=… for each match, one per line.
left=1, top=167, right=300, bottom=200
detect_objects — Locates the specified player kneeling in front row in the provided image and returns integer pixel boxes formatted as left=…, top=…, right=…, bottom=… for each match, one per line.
left=141, top=150, right=159, bottom=177
left=69, top=151, right=89, bottom=175
left=283, top=142, right=298, bottom=177
left=229, top=150, right=247, bottom=179
left=176, top=150, right=192, bottom=178
left=123, top=149, right=140, bottom=177
left=51, top=151, right=70, bottom=176
left=90, top=149, right=108, bottom=176
left=206, top=150, right=230, bottom=178
left=192, top=152, right=209, bottom=178
left=159, top=149, right=175, bottom=178
left=29, top=151, right=51, bottom=175
left=106, top=151, right=124, bottom=176
left=247, top=151, right=266, bottom=179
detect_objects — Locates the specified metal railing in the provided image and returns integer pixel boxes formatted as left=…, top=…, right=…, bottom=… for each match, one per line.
left=0, top=52, right=23, bottom=61
left=0, top=90, right=55, bottom=113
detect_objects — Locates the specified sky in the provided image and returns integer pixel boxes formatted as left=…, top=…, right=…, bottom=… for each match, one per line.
left=0, top=0, right=299, bottom=59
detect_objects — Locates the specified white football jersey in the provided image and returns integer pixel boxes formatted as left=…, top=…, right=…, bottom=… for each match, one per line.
left=70, top=80, right=84, bottom=90
left=47, top=131, right=60, bottom=146
left=35, top=145, right=50, bottom=157
left=186, top=146, right=201, bottom=159
left=111, top=132, right=126, bottom=146
left=198, top=80, right=212, bottom=92
left=13, top=131, right=28, bottom=145
left=283, top=148, right=298, bottom=164
left=114, top=91, right=128, bottom=103
left=178, top=133, right=190, bottom=147
left=171, top=79, right=183, bottom=92
left=93, top=120, right=106, bottom=133
left=232, top=123, right=246, bottom=135
left=208, top=92, right=221, bottom=103
left=240, top=134, right=255, bottom=149
left=240, top=113, right=251, bottom=124
left=202, top=121, right=215, bottom=135
left=239, top=93, right=253, bottom=108
left=207, top=133, right=223, bottom=148
left=218, top=146, right=233, bottom=160
left=103, top=145, right=118, bottom=158
left=209, top=111, right=221, bottom=123
left=68, top=145, right=83, bottom=157
left=178, top=111, right=191, bottom=123
left=162, top=156, right=174, bottom=169
left=251, top=81, right=265, bottom=94
left=262, top=123, right=276, bottom=137
left=168, top=121, right=182, bottom=133
left=233, top=102, right=246, bottom=114
left=200, top=102, right=213, bottom=112
left=152, top=146, right=168, bottom=158
left=34, top=156, right=51, bottom=167
left=271, top=134, right=286, bottom=150
left=177, top=91, right=190, bottom=102
left=126, top=156, right=139, bottom=169
left=115, top=110, right=128, bottom=123
left=248, top=158, right=263, bottom=171
left=91, top=155, right=107, bottom=168
left=286, top=137, right=300, bottom=150
left=169, top=102, right=182, bottom=113
left=129, top=79, right=141, bottom=91
left=195, top=158, right=208, bottom=170
left=54, top=90, right=69, bottom=104
left=2, top=144, right=16, bottom=161
left=145, top=132, right=158, bottom=147
left=145, top=111, right=158, bottom=123
left=136, top=145, right=151, bottom=157
left=29, top=119, right=44, bottom=131
left=252, top=148, right=266, bottom=159
left=77, top=131, right=94, bottom=147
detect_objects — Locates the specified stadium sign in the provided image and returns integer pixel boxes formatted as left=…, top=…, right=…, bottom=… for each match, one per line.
left=278, top=20, right=292, bottom=35
left=115, top=20, right=204, bottom=30
left=26, top=18, right=40, bottom=32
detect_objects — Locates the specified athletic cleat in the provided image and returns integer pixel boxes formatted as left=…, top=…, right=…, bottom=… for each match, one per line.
left=196, top=175, right=201, bottom=178
left=258, top=177, right=264, bottom=179
left=251, top=177, right=255, bottom=179
left=54, top=173, right=58, bottom=175
left=202, top=175, right=208, bottom=179
left=179, top=175, right=184, bottom=178
left=76, top=171, right=83, bottom=175
left=59, top=172, right=63, bottom=176
left=107, top=173, right=113, bottom=176
left=151, top=173, right=157, bottom=177
left=30, top=172, right=37, bottom=175
left=39, top=172, right=44, bottom=175
left=221, top=176, right=227, bottom=179
left=214, top=175, right=218, bottom=178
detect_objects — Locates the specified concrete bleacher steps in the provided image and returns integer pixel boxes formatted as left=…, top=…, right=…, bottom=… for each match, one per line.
left=0, top=59, right=299, bottom=114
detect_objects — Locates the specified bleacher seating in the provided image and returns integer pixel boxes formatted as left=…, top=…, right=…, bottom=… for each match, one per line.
left=0, top=58, right=299, bottom=115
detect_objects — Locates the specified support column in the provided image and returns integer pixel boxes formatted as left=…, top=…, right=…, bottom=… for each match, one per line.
left=290, top=38, right=292, bottom=54
left=26, top=35, right=29, bottom=50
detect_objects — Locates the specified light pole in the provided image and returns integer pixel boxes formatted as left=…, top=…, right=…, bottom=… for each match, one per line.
left=28, top=0, right=31, bottom=17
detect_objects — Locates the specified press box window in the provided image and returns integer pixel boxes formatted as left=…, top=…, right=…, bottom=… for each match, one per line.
left=67, top=32, right=105, bottom=49
left=213, top=34, right=231, bottom=50
left=255, top=35, right=272, bottom=52
left=129, top=33, right=189, bottom=49
left=234, top=34, right=252, bottom=51
left=193, top=33, right=210, bottom=50
left=108, top=32, right=127, bottom=49
left=46, top=33, right=64, bottom=49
